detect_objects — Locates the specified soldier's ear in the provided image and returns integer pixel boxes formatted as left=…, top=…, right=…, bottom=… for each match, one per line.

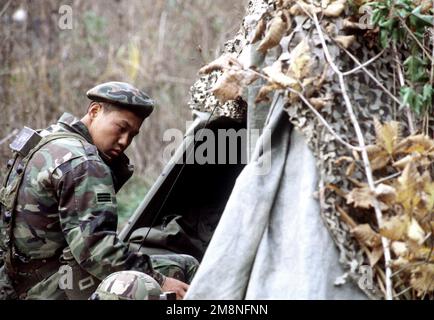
left=88, top=102, right=103, bottom=119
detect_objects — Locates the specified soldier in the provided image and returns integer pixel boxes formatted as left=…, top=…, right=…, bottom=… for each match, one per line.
left=0, top=81, right=198, bottom=300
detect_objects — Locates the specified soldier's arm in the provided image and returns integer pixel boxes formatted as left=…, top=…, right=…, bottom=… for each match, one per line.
left=52, top=158, right=165, bottom=285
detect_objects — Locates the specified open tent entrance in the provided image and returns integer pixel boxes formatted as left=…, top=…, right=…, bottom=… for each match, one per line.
left=119, top=113, right=247, bottom=261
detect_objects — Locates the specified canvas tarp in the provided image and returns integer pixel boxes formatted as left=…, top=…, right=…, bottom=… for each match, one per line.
left=185, top=94, right=367, bottom=299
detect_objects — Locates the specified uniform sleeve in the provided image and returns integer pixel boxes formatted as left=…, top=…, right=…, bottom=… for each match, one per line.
left=52, top=158, right=165, bottom=285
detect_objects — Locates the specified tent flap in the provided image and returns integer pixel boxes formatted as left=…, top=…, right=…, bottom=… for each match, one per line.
left=186, top=97, right=367, bottom=300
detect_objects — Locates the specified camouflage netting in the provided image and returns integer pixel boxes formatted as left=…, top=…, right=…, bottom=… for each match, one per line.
left=189, top=0, right=434, bottom=299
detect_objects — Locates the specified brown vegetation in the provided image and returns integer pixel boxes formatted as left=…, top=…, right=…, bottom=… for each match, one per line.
left=0, top=0, right=245, bottom=181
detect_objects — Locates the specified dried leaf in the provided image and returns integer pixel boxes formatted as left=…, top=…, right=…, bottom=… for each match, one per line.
left=391, top=256, right=409, bottom=267
left=346, top=177, right=366, bottom=188
left=263, top=61, right=298, bottom=88
left=211, top=70, right=244, bottom=103
left=335, top=156, right=354, bottom=165
left=414, top=246, right=434, bottom=262
left=391, top=241, right=408, bottom=257
left=327, top=184, right=349, bottom=199
left=345, top=161, right=356, bottom=176
left=368, top=246, right=384, bottom=267
left=242, top=70, right=260, bottom=86
left=346, top=186, right=375, bottom=209
left=423, top=180, right=434, bottom=211
left=366, top=144, right=390, bottom=171
left=407, top=218, right=426, bottom=245
left=333, top=35, right=356, bottom=49
left=374, top=119, right=400, bottom=155
left=276, top=0, right=295, bottom=8
left=257, top=12, right=287, bottom=53
left=346, top=185, right=390, bottom=210
left=410, top=264, right=434, bottom=296
left=342, top=18, right=370, bottom=30
left=420, top=0, right=433, bottom=13
left=324, top=0, right=346, bottom=17
left=251, top=18, right=266, bottom=44
left=395, top=135, right=434, bottom=155
left=392, top=153, right=421, bottom=169
left=380, top=215, right=409, bottom=241
left=351, top=224, right=381, bottom=248
left=375, top=183, right=396, bottom=206
left=198, top=54, right=243, bottom=75
left=255, top=83, right=279, bottom=103
left=288, top=2, right=321, bottom=15
left=396, top=163, right=421, bottom=213
left=302, top=77, right=316, bottom=87
left=288, top=39, right=311, bottom=79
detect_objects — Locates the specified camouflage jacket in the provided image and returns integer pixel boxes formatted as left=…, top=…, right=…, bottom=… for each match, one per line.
left=4, top=113, right=164, bottom=296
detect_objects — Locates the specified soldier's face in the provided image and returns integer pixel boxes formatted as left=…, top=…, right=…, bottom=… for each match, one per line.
left=87, top=103, right=144, bottom=160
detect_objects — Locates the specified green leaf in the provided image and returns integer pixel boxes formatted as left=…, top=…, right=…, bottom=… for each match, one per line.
left=400, top=86, right=416, bottom=109
left=413, top=93, right=424, bottom=114
left=403, top=56, right=428, bottom=82
left=410, top=6, right=434, bottom=27
left=392, top=29, right=399, bottom=43
left=380, top=29, right=390, bottom=48
left=422, top=84, right=433, bottom=105
left=397, top=8, right=409, bottom=18
left=379, top=18, right=396, bottom=30
left=371, top=9, right=385, bottom=26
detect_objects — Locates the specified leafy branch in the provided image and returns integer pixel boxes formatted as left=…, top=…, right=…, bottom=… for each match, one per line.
left=369, top=0, right=434, bottom=115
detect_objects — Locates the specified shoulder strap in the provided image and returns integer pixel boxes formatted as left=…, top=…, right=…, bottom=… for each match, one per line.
left=1, top=131, right=88, bottom=210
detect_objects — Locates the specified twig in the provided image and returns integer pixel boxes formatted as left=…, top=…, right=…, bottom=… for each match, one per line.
left=0, top=0, right=11, bottom=18
left=425, top=211, right=433, bottom=264
left=310, top=6, right=394, bottom=300
left=431, top=26, right=434, bottom=85
left=397, top=15, right=433, bottom=63
left=0, top=129, right=18, bottom=146
left=343, top=49, right=386, bottom=76
left=296, top=1, right=403, bottom=109
left=339, top=47, right=402, bottom=106
left=390, top=261, right=426, bottom=277
left=377, top=273, right=387, bottom=297
left=394, top=286, right=412, bottom=299
left=374, top=172, right=401, bottom=185
left=287, top=88, right=363, bottom=151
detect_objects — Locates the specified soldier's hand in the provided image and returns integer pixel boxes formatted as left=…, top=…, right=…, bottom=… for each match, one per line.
left=161, top=277, right=189, bottom=300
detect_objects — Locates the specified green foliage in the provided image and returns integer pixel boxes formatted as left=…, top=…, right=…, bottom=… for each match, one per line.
left=368, top=0, right=433, bottom=115
left=83, top=11, right=108, bottom=45
left=116, top=175, right=151, bottom=229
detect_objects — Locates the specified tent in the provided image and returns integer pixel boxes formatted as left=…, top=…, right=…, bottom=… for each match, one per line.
left=120, top=0, right=434, bottom=299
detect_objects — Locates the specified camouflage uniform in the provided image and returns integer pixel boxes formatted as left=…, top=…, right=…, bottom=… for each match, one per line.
left=0, top=82, right=198, bottom=299
left=151, top=254, right=198, bottom=284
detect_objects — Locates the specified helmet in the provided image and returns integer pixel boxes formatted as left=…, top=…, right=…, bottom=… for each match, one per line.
left=89, top=271, right=162, bottom=300
left=86, top=81, right=154, bottom=118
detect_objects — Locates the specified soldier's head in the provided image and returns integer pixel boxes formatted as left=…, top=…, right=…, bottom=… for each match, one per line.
left=82, top=82, right=154, bottom=161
